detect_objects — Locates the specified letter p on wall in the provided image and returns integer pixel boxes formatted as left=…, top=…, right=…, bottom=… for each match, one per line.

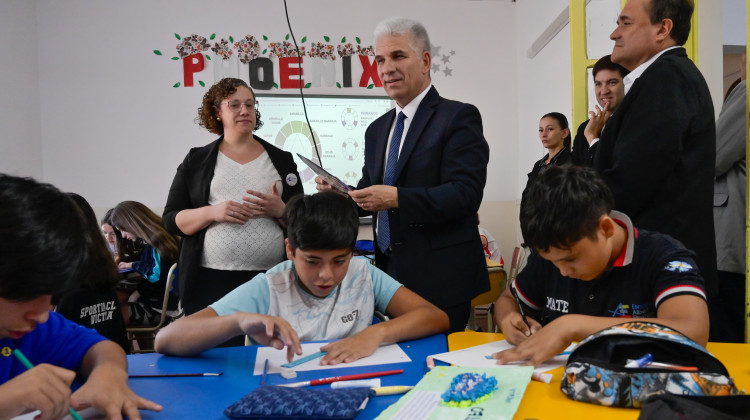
left=183, top=53, right=205, bottom=87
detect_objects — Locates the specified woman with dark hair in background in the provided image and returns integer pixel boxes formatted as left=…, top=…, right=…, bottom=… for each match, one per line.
left=55, top=193, right=130, bottom=353
left=111, top=201, right=180, bottom=326
left=523, top=112, right=572, bottom=200
left=163, top=78, right=303, bottom=345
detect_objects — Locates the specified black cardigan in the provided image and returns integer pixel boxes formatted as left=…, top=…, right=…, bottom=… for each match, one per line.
left=162, top=136, right=304, bottom=304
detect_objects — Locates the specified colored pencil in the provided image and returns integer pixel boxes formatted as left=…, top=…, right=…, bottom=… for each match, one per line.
left=281, top=351, right=327, bottom=368
left=12, top=349, right=84, bottom=420
left=261, top=359, right=269, bottom=385
left=128, top=372, right=223, bottom=378
left=370, top=385, right=413, bottom=396
left=510, top=286, right=531, bottom=329
left=279, top=369, right=404, bottom=388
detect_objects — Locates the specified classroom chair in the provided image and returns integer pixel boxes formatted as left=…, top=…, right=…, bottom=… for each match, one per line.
left=127, top=263, right=183, bottom=353
left=468, top=258, right=507, bottom=332
left=480, top=246, right=525, bottom=332
left=506, top=246, right=526, bottom=289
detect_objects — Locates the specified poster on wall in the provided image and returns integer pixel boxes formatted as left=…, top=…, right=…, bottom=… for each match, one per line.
left=255, top=94, right=393, bottom=194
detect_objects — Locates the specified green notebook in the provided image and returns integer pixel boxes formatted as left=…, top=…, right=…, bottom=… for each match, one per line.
left=376, top=366, right=533, bottom=420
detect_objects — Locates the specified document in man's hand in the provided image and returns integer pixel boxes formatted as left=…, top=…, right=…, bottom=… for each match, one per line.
left=296, top=153, right=352, bottom=194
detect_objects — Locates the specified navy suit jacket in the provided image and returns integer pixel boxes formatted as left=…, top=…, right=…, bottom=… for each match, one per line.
left=358, top=86, right=490, bottom=308
left=593, top=48, right=717, bottom=295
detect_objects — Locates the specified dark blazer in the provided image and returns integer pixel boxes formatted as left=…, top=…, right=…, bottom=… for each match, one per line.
left=358, top=86, right=490, bottom=308
left=593, top=47, right=717, bottom=295
left=571, top=119, right=594, bottom=166
left=162, top=136, right=303, bottom=304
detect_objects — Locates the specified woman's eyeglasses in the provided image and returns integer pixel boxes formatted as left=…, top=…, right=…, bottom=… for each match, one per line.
left=221, top=100, right=257, bottom=113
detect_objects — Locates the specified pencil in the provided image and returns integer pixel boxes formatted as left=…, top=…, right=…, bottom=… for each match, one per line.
left=12, top=349, right=84, bottom=420
left=128, top=372, right=223, bottom=378
left=280, top=369, right=404, bottom=388
left=510, top=285, right=531, bottom=329
left=261, top=359, right=269, bottom=386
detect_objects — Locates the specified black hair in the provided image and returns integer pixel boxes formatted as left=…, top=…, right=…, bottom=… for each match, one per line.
left=592, top=54, right=630, bottom=79
left=540, top=112, right=571, bottom=150
left=520, top=166, right=614, bottom=252
left=66, top=193, right=120, bottom=292
left=284, top=192, right=359, bottom=252
left=0, top=174, right=91, bottom=300
left=647, top=0, right=693, bottom=46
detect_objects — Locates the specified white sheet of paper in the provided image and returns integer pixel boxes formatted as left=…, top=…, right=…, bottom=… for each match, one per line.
left=428, top=340, right=576, bottom=374
left=253, top=342, right=412, bottom=375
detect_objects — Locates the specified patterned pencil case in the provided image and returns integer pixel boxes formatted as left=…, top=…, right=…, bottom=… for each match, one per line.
left=224, top=386, right=371, bottom=419
left=561, top=321, right=738, bottom=408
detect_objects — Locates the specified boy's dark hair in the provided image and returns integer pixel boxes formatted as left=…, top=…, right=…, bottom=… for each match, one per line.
left=284, top=192, right=359, bottom=252
left=592, top=54, right=630, bottom=79
left=520, top=166, right=614, bottom=252
left=0, top=174, right=91, bottom=300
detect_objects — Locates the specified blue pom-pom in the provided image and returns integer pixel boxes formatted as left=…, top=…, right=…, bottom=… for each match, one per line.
left=440, top=373, right=498, bottom=407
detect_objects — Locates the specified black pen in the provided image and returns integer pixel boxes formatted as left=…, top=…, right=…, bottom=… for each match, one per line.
left=510, top=285, right=531, bottom=329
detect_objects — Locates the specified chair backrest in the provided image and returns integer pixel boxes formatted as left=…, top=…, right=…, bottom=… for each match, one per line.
left=156, top=262, right=179, bottom=328
left=471, top=258, right=507, bottom=307
left=127, top=262, right=179, bottom=334
left=506, top=246, right=526, bottom=290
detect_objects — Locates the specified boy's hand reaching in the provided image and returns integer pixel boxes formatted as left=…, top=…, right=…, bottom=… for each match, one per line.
left=499, top=312, right=541, bottom=345
left=492, top=316, right=572, bottom=367
left=0, top=364, right=76, bottom=420
left=239, top=314, right=303, bottom=362
left=319, top=325, right=386, bottom=365
left=72, top=362, right=162, bottom=420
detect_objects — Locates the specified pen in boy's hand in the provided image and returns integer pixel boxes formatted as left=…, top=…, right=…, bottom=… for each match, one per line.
left=12, top=349, right=84, bottom=420
left=261, top=359, right=269, bottom=386
left=510, top=286, right=531, bottom=331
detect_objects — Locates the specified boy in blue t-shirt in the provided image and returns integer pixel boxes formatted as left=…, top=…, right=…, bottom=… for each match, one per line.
left=0, top=174, right=161, bottom=420
left=492, top=166, right=709, bottom=366
left=155, top=192, right=449, bottom=364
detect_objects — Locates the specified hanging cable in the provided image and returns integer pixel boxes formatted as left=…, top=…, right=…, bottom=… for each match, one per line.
left=283, top=0, right=322, bottom=164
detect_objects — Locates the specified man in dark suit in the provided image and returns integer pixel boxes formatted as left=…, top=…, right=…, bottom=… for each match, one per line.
left=317, top=17, right=489, bottom=332
left=570, top=55, right=628, bottom=165
left=592, top=0, right=717, bottom=320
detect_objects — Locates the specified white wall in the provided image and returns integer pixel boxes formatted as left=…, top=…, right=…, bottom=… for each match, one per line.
left=698, top=0, right=726, bottom=118
left=0, top=0, right=735, bottom=266
left=29, top=0, right=515, bottom=211
left=0, top=0, right=42, bottom=178
left=723, top=0, right=747, bottom=46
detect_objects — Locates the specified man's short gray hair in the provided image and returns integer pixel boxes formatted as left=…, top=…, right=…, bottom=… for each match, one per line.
left=373, top=17, right=431, bottom=54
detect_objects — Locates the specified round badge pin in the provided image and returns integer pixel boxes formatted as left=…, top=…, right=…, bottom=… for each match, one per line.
left=286, top=173, right=298, bottom=186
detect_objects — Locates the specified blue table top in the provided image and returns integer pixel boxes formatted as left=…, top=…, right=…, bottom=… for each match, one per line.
left=127, top=334, right=447, bottom=419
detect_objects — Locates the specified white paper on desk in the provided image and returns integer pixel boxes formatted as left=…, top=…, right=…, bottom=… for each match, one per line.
left=253, top=342, right=411, bottom=375
left=429, top=340, right=576, bottom=374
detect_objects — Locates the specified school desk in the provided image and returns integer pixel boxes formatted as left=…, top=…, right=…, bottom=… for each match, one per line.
left=448, top=331, right=750, bottom=420
left=126, top=333, right=446, bottom=419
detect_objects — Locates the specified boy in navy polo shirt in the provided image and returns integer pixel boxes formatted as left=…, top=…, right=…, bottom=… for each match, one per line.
left=492, top=166, right=708, bottom=366
left=0, top=174, right=161, bottom=419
